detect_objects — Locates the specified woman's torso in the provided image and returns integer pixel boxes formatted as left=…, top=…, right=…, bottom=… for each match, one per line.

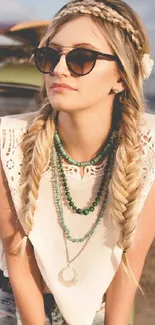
left=0, top=112, right=155, bottom=325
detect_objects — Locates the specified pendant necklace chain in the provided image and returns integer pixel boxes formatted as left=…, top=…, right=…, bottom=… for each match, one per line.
left=52, top=130, right=118, bottom=287
left=58, top=233, right=91, bottom=287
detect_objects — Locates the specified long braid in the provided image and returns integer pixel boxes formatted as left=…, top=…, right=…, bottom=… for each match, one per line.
left=110, top=93, right=142, bottom=277
left=20, top=101, right=55, bottom=233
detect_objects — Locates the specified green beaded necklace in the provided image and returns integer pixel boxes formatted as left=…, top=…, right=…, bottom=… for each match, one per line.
left=52, top=145, right=116, bottom=243
left=57, top=151, right=109, bottom=216
left=54, top=129, right=117, bottom=167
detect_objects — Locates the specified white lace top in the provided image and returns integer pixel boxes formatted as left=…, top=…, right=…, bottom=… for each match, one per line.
left=0, top=112, right=155, bottom=325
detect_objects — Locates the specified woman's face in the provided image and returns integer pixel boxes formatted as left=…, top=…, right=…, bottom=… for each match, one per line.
left=45, top=16, right=122, bottom=113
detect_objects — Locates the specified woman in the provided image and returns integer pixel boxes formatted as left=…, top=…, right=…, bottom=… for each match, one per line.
left=0, top=0, right=155, bottom=324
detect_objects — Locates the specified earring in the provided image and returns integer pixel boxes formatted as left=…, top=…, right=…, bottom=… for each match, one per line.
left=113, top=89, right=119, bottom=94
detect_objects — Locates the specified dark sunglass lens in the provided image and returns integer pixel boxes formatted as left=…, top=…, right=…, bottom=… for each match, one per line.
left=67, top=49, right=96, bottom=75
left=34, top=48, right=59, bottom=74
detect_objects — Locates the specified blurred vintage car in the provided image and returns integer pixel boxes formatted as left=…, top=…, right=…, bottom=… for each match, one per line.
left=0, top=20, right=154, bottom=117
left=0, top=20, right=50, bottom=116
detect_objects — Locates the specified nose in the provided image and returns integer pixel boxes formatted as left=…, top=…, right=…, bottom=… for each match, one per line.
left=53, top=54, right=71, bottom=77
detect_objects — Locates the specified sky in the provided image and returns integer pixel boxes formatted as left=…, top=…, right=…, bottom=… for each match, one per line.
left=0, top=0, right=154, bottom=51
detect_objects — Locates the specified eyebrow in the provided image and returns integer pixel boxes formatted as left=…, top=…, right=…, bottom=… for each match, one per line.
left=49, top=42, right=100, bottom=51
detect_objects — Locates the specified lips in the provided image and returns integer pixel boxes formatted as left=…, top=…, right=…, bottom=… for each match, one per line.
left=51, top=83, right=76, bottom=90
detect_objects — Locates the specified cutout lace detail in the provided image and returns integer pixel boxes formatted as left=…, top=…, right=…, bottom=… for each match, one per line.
left=1, top=127, right=25, bottom=196
left=138, top=127, right=155, bottom=210
left=43, top=151, right=108, bottom=182
left=61, top=159, right=107, bottom=182
left=140, top=128, right=155, bottom=184
left=1, top=124, right=155, bottom=198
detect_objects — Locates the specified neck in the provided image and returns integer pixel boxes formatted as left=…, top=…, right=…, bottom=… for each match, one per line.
left=58, top=104, right=114, bottom=163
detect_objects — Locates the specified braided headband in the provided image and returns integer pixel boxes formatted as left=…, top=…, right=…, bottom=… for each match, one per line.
left=53, top=0, right=154, bottom=79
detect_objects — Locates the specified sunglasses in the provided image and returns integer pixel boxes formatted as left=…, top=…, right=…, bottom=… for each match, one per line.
left=33, top=47, right=118, bottom=77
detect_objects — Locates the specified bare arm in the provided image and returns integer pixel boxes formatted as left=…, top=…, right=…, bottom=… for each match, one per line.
left=105, top=181, right=155, bottom=325
left=0, top=161, right=46, bottom=325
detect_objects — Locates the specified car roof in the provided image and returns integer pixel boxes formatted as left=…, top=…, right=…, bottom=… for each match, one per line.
left=0, top=20, right=50, bottom=46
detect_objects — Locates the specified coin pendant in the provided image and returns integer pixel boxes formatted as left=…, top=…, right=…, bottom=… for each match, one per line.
left=58, top=264, right=79, bottom=287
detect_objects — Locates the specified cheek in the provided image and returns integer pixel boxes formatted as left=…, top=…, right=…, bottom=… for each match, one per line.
left=45, top=76, right=50, bottom=97
left=44, top=75, right=80, bottom=111
left=79, top=62, right=119, bottom=100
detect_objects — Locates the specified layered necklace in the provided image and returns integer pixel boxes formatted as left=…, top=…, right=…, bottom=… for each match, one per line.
left=54, top=128, right=117, bottom=167
left=52, top=129, right=118, bottom=287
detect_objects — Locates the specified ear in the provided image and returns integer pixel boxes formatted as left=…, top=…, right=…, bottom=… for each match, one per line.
left=112, top=78, right=126, bottom=94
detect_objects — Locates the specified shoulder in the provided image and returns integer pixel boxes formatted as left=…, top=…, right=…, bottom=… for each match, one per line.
left=0, top=111, right=38, bottom=130
left=138, top=113, right=155, bottom=207
left=0, top=111, right=38, bottom=156
left=144, top=112, right=155, bottom=130
left=139, top=113, right=155, bottom=159
left=133, top=113, right=155, bottom=254
left=0, top=112, right=38, bottom=189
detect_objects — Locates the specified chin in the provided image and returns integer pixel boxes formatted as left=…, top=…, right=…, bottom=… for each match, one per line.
left=50, top=99, right=79, bottom=113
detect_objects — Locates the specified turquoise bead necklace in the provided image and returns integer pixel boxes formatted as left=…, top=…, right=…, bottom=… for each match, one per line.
left=54, top=129, right=117, bottom=167
left=57, top=151, right=109, bottom=216
left=52, top=145, right=116, bottom=243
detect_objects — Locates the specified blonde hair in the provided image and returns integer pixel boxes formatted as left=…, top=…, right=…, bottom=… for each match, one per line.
left=20, top=0, right=150, bottom=282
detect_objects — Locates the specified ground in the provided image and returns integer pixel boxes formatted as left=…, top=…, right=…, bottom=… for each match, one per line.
left=135, top=239, right=155, bottom=325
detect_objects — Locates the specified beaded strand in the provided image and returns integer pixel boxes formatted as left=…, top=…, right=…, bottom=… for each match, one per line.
left=54, top=129, right=117, bottom=167
left=57, top=152, right=109, bottom=215
left=52, top=146, right=116, bottom=243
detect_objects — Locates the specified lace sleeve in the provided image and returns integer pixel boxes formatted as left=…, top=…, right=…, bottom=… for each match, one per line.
left=0, top=112, right=37, bottom=196
left=0, top=113, right=37, bottom=235
left=138, top=125, right=155, bottom=213
left=1, top=121, right=25, bottom=196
